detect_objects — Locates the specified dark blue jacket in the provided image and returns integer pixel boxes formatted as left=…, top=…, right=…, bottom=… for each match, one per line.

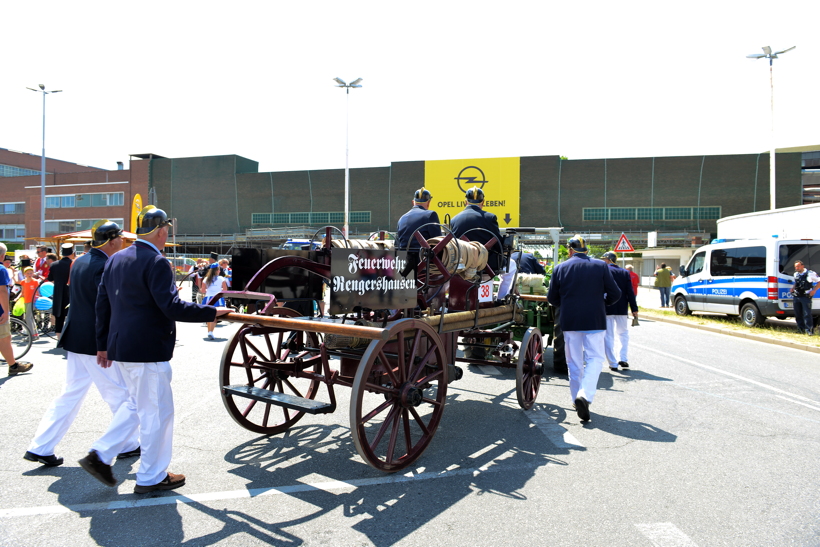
left=396, top=205, right=441, bottom=252
left=450, top=204, right=505, bottom=272
left=96, top=240, right=217, bottom=362
left=605, top=263, right=637, bottom=316
left=547, top=253, right=621, bottom=331
left=47, top=256, right=72, bottom=318
left=511, top=252, right=546, bottom=275
left=59, top=249, right=107, bottom=355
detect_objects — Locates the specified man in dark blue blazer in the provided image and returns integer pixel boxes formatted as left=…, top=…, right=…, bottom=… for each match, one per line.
left=547, top=235, right=621, bottom=422
left=80, top=207, right=230, bottom=494
left=47, top=243, right=74, bottom=338
left=396, top=187, right=442, bottom=254
left=602, top=252, right=638, bottom=371
left=26, top=221, right=140, bottom=468
left=511, top=251, right=546, bottom=275
left=450, top=186, right=505, bottom=273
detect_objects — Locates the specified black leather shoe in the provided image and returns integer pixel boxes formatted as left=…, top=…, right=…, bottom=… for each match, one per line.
left=23, top=451, right=63, bottom=467
left=78, top=450, right=116, bottom=487
left=574, top=396, right=591, bottom=422
left=618, top=361, right=630, bottom=368
left=117, top=446, right=141, bottom=460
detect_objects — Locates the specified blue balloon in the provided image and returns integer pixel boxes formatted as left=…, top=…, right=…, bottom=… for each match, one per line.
left=38, top=282, right=54, bottom=298
left=35, top=297, right=53, bottom=311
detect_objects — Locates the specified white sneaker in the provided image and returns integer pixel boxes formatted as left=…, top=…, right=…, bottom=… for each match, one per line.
left=207, top=332, right=214, bottom=340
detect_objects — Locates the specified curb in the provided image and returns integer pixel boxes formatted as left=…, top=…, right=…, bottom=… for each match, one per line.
left=640, top=312, right=820, bottom=354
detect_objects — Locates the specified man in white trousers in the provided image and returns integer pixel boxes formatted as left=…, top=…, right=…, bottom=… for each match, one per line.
left=601, top=251, right=638, bottom=371
left=546, top=236, right=621, bottom=422
left=24, top=221, right=140, bottom=467
left=79, top=206, right=230, bottom=494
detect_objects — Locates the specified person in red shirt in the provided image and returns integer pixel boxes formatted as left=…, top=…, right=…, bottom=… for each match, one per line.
left=34, top=246, right=51, bottom=281
left=625, top=264, right=639, bottom=295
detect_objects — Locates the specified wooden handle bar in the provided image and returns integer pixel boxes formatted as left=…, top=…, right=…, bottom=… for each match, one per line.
left=222, top=312, right=391, bottom=341
left=518, top=294, right=549, bottom=303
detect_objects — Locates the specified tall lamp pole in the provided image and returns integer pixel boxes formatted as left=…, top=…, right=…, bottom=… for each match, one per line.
left=333, top=77, right=362, bottom=238
left=26, top=84, right=62, bottom=240
left=746, top=46, right=795, bottom=210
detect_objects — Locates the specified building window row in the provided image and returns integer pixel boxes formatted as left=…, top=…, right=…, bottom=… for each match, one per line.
left=0, top=164, right=45, bottom=178
left=0, top=202, right=25, bottom=215
left=582, top=206, right=721, bottom=221
left=0, top=225, right=25, bottom=241
left=252, top=211, right=371, bottom=225
left=45, top=218, right=124, bottom=237
left=45, top=192, right=125, bottom=209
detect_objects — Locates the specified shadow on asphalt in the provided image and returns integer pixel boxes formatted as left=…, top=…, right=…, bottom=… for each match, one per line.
left=210, top=396, right=571, bottom=546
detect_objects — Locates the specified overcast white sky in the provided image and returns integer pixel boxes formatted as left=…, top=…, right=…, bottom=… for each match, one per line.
left=2, top=1, right=817, bottom=173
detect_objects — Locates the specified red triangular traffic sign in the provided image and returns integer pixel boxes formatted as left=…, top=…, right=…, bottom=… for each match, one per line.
left=614, top=233, right=634, bottom=252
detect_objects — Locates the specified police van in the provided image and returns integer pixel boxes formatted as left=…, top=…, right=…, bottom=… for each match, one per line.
left=672, top=239, right=820, bottom=327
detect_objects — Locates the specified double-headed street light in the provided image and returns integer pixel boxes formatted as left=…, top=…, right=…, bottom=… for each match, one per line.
left=333, top=77, right=362, bottom=238
left=746, top=46, right=795, bottom=210
left=26, top=84, right=63, bottom=239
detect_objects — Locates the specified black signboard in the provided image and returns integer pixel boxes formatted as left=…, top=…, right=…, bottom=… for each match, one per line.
left=329, top=249, right=417, bottom=314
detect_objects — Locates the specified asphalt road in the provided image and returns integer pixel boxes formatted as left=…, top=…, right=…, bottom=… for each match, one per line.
left=1, top=314, right=819, bottom=547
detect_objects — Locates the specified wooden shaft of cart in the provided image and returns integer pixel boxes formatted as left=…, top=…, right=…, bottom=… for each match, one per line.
left=221, top=312, right=392, bottom=341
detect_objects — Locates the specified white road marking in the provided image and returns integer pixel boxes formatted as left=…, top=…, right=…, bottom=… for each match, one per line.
left=635, top=522, right=698, bottom=546
left=526, top=405, right=584, bottom=449
left=773, top=394, right=820, bottom=413
left=632, top=343, right=820, bottom=407
left=0, top=459, right=550, bottom=518
left=477, top=365, right=502, bottom=375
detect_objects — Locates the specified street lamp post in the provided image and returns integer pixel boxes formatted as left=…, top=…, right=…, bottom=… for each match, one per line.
left=333, top=77, right=363, bottom=238
left=26, top=84, right=62, bottom=240
left=746, top=46, right=795, bottom=210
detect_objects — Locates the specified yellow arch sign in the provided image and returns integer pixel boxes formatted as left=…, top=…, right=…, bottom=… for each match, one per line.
left=424, top=157, right=520, bottom=227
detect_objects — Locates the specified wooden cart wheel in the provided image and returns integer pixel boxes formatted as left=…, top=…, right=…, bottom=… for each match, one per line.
left=350, top=319, right=448, bottom=472
left=220, top=307, right=322, bottom=434
left=516, top=327, right=544, bottom=410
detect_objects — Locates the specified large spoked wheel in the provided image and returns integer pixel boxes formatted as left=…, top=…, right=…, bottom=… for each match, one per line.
left=220, top=307, right=322, bottom=434
left=4, top=317, right=33, bottom=361
left=350, top=319, right=448, bottom=472
left=516, top=328, right=544, bottom=410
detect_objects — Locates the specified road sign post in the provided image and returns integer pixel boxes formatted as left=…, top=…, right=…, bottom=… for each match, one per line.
left=614, top=233, right=634, bottom=269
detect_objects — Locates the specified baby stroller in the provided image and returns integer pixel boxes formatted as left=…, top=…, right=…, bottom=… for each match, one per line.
left=32, top=281, right=56, bottom=338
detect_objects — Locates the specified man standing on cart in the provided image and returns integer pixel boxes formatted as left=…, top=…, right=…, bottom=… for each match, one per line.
left=547, top=235, right=621, bottom=422
left=451, top=186, right=516, bottom=298
left=396, top=187, right=441, bottom=275
left=397, top=188, right=441, bottom=247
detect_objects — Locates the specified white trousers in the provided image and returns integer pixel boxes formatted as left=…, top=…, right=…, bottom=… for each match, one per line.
left=93, top=361, right=174, bottom=486
left=563, top=330, right=606, bottom=404
left=496, top=260, right=518, bottom=300
left=605, top=315, right=629, bottom=367
left=28, top=352, right=139, bottom=457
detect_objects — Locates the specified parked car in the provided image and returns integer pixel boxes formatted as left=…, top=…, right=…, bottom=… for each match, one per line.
left=280, top=239, right=320, bottom=251
left=672, top=238, right=820, bottom=327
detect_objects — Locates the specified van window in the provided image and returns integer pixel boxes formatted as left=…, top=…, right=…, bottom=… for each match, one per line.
left=779, top=244, right=820, bottom=275
left=688, top=251, right=705, bottom=275
left=709, top=246, right=766, bottom=276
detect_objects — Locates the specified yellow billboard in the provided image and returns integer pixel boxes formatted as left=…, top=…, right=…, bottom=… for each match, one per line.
left=131, top=194, right=142, bottom=233
left=424, top=157, right=520, bottom=227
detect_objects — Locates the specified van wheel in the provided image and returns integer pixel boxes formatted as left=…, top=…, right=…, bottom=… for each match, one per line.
left=740, top=303, right=765, bottom=327
left=674, top=296, right=692, bottom=316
